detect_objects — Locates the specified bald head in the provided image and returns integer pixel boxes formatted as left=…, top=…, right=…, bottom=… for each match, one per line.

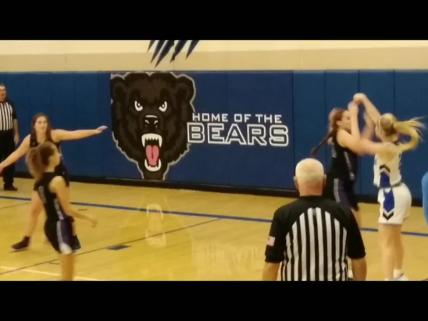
left=294, top=158, right=325, bottom=195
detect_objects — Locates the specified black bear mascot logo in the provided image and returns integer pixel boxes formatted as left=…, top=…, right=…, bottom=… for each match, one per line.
left=111, top=72, right=195, bottom=180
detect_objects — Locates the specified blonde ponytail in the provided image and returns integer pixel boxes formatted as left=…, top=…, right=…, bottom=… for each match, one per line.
left=393, top=118, right=424, bottom=152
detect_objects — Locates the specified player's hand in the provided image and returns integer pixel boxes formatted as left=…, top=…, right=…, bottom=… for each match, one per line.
left=353, top=93, right=367, bottom=104
left=94, top=126, right=108, bottom=134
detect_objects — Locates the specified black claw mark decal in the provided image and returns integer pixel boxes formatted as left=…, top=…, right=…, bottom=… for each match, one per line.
left=149, top=40, right=199, bottom=66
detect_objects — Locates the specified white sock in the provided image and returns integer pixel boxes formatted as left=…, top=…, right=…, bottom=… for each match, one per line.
left=393, top=269, right=403, bottom=278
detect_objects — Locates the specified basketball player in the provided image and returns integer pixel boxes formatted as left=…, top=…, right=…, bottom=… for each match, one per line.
left=27, top=141, right=97, bottom=280
left=351, top=93, right=423, bottom=280
left=311, top=102, right=373, bottom=228
left=0, top=113, right=107, bottom=250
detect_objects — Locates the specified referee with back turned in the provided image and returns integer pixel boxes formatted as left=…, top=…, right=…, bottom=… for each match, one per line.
left=263, top=158, right=366, bottom=281
left=0, top=83, right=19, bottom=191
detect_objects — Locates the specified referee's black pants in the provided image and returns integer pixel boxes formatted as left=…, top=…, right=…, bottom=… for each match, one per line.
left=0, top=130, right=15, bottom=187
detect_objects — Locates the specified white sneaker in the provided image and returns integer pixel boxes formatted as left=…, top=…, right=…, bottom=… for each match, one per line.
left=394, top=273, right=409, bottom=281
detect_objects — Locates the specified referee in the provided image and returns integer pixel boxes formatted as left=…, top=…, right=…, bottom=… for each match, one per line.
left=0, top=84, right=19, bottom=191
left=263, top=158, right=366, bottom=281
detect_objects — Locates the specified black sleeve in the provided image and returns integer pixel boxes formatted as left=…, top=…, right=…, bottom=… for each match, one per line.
left=346, top=211, right=366, bottom=259
left=265, top=208, right=287, bottom=263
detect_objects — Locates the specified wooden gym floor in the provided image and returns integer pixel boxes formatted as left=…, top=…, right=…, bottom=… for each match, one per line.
left=0, top=178, right=427, bottom=281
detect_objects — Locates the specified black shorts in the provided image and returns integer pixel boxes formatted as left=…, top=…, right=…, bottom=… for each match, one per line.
left=324, top=176, right=359, bottom=212
left=44, top=217, right=80, bottom=254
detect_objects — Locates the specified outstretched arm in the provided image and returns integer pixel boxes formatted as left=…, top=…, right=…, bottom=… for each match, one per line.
left=52, top=126, right=108, bottom=142
left=0, top=135, right=30, bottom=173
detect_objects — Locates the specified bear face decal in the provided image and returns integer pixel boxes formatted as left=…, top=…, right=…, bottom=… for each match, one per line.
left=111, top=72, right=195, bottom=180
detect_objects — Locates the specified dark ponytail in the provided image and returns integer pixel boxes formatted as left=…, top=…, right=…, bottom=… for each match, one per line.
left=310, top=108, right=345, bottom=157
left=26, top=142, right=56, bottom=181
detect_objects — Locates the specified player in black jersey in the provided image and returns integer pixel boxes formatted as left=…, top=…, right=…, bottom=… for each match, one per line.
left=311, top=102, right=373, bottom=228
left=0, top=113, right=106, bottom=250
left=27, top=142, right=97, bottom=280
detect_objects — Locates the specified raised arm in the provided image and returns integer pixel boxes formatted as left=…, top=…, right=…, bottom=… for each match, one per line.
left=348, top=101, right=361, bottom=139
left=353, top=93, right=382, bottom=124
left=361, top=111, right=375, bottom=139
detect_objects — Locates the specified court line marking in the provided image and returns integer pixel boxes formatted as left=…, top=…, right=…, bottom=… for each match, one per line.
left=0, top=202, right=30, bottom=210
left=73, top=218, right=220, bottom=258
left=0, top=218, right=219, bottom=278
left=0, top=266, right=98, bottom=281
left=1, top=194, right=428, bottom=238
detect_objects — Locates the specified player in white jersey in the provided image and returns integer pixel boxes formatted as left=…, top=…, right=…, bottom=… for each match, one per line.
left=349, top=93, right=423, bottom=281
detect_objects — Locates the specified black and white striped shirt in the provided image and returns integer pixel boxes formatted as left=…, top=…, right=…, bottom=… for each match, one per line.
left=265, top=196, right=365, bottom=281
left=0, top=100, right=17, bottom=131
